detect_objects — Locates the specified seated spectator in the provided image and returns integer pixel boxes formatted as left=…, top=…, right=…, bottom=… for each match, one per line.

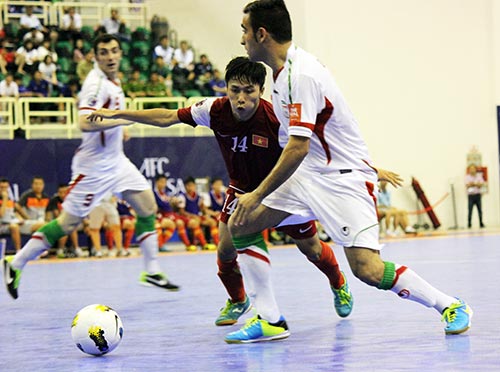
left=0, top=73, right=19, bottom=98
left=14, top=74, right=31, bottom=97
left=0, top=177, right=22, bottom=252
left=146, top=72, right=170, bottom=98
left=124, top=69, right=146, bottom=99
left=192, top=54, right=214, bottom=95
left=0, top=40, right=16, bottom=74
left=37, top=39, right=58, bottom=64
left=206, top=177, right=226, bottom=220
left=61, top=7, right=82, bottom=41
left=175, top=177, right=218, bottom=250
left=38, top=55, right=59, bottom=93
left=15, top=40, right=39, bottom=75
left=173, top=40, right=194, bottom=70
left=115, top=199, right=135, bottom=256
left=97, top=9, right=129, bottom=41
left=171, top=58, right=192, bottom=95
left=26, top=71, right=50, bottom=123
left=20, top=6, right=48, bottom=34
left=72, top=39, right=84, bottom=64
left=377, top=180, right=416, bottom=236
left=151, top=56, right=173, bottom=94
left=153, top=175, right=181, bottom=251
left=45, top=183, right=85, bottom=258
left=208, top=69, right=227, bottom=97
left=15, top=176, right=49, bottom=236
left=23, top=28, right=44, bottom=47
left=153, top=35, right=174, bottom=67
left=76, top=49, right=95, bottom=85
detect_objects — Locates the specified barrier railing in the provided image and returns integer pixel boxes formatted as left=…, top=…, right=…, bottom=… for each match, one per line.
left=52, top=2, right=105, bottom=29
left=0, top=96, right=219, bottom=140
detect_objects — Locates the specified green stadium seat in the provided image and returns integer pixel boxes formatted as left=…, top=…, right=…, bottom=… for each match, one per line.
left=132, top=56, right=150, bottom=72
left=120, top=57, right=132, bottom=74
left=58, top=58, right=74, bottom=73
left=81, top=25, right=94, bottom=40
left=57, top=72, right=70, bottom=85
left=121, top=41, right=130, bottom=56
left=55, top=41, right=73, bottom=58
left=131, top=41, right=150, bottom=57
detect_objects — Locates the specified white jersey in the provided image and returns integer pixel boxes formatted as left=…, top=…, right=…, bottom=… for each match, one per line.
left=271, top=44, right=375, bottom=175
left=76, top=67, right=126, bottom=174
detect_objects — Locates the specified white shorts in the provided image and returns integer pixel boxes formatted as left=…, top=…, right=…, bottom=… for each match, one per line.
left=88, top=201, right=120, bottom=229
left=63, top=157, right=150, bottom=218
left=262, top=168, right=382, bottom=249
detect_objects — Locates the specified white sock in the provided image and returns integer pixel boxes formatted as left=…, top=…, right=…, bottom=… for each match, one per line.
left=238, top=250, right=281, bottom=323
left=12, top=233, right=50, bottom=270
left=137, top=231, right=162, bottom=274
left=391, top=264, right=456, bottom=312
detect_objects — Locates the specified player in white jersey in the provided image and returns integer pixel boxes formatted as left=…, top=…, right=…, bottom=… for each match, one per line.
left=224, top=0, right=472, bottom=342
left=2, top=34, right=179, bottom=300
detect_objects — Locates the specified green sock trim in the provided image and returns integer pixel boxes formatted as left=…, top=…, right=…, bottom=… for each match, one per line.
left=232, top=233, right=268, bottom=253
left=378, top=261, right=396, bottom=290
left=136, top=215, right=156, bottom=236
left=38, top=220, right=66, bottom=246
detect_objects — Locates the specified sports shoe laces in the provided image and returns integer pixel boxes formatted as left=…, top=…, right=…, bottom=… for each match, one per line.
left=441, top=302, right=461, bottom=323
left=242, top=315, right=260, bottom=330
left=219, top=300, right=232, bottom=316
left=335, top=287, right=352, bottom=306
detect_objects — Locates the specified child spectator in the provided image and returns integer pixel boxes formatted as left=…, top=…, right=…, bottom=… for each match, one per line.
left=0, top=178, right=22, bottom=252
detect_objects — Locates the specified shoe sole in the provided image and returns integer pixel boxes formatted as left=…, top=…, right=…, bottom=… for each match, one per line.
left=225, top=330, right=291, bottom=344
left=139, top=280, right=180, bottom=292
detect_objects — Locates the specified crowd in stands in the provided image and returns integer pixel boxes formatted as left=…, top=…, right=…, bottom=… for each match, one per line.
left=0, top=6, right=227, bottom=110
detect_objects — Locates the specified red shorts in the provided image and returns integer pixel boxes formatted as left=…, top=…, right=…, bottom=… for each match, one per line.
left=220, top=187, right=317, bottom=239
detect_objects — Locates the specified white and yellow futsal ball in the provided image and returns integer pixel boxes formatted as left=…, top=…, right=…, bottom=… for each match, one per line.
left=71, top=304, right=124, bottom=356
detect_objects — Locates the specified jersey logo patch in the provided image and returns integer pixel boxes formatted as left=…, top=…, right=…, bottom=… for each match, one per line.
left=195, top=99, right=207, bottom=107
left=288, top=103, right=302, bottom=125
left=88, top=96, right=98, bottom=107
left=252, top=135, right=268, bottom=148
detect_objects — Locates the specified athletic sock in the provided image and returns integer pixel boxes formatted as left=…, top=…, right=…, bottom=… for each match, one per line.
left=217, top=257, right=246, bottom=303
left=233, top=233, right=280, bottom=323
left=308, top=241, right=344, bottom=289
left=177, top=226, right=191, bottom=246
left=105, top=230, right=114, bottom=249
left=378, top=261, right=456, bottom=312
left=136, top=215, right=161, bottom=274
left=194, top=227, right=207, bottom=246
left=210, top=226, right=220, bottom=245
left=12, top=220, right=66, bottom=270
left=124, top=228, right=134, bottom=249
left=163, top=228, right=174, bottom=243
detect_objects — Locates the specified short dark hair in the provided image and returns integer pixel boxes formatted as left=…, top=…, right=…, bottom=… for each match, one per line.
left=211, top=177, right=223, bottom=185
left=31, top=176, right=44, bottom=183
left=184, top=176, right=195, bottom=185
left=243, top=0, right=292, bottom=44
left=155, top=174, right=167, bottom=181
left=93, top=33, right=121, bottom=54
left=225, top=56, right=266, bottom=89
left=0, top=177, right=9, bottom=183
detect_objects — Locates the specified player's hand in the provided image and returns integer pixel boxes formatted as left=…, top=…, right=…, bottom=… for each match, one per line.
left=87, top=109, right=116, bottom=122
left=377, top=168, right=403, bottom=188
left=232, top=191, right=261, bottom=226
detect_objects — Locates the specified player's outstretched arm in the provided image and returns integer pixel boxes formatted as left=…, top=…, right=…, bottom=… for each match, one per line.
left=87, top=108, right=181, bottom=128
left=79, top=113, right=135, bottom=132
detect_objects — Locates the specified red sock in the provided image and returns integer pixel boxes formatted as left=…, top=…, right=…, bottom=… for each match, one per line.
left=262, top=229, right=269, bottom=244
left=177, top=226, right=191, bottom=246
left=309, top=241, right=344, bottom=289
left=157, top=228, right=165, bottom=247
left=210, top=226, right=220, bottom=245
left=105, top=230, right=114, bottom=249
left=124, top=228, right=134, bottom=249
left=217, top=257, right=246, bottom=303
left=194, top=227, right=207, bottom=246
left=163, top=228, right=174, bottom=243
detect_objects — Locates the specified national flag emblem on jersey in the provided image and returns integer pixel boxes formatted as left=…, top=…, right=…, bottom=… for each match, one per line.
left=252, top=135, right=269, bottom=148
left=288, top=103, right=302, bottom=125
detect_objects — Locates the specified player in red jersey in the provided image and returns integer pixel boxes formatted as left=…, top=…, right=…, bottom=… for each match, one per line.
left=88, top=56, right=357, bottom=330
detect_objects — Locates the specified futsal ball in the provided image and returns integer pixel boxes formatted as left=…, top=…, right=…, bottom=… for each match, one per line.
left=71, top=304, right=124, bottom=356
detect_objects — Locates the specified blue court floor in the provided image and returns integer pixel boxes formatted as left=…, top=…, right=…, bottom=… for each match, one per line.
left=0, top=231, right=499, bottom=372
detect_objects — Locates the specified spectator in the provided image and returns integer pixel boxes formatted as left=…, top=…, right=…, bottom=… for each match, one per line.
left=14, top=74, right=31, bottom=97
left=37, top=39, right=58, bottom=64
left=173, top=40, right=194, bottom=70
left=26, top=70, right=49, bottom=98
left=175, top=177, right=218, bottom=249
left=61, top=7, right=82, bottom=41
left=193, top=54, right=213, bottom=78
left=153, top=35, right=174, bottom=67
left=0, top=73, right=19, bottom=98
left=0, top=177, right=22, bottom=252
left=465, top=165, right=485, bottom=228
left=208, top=69, right=227, bottom=97
left=20, top=6, right=48, bottom=34
left=16, top=176, right=49, bottom=236
left=191, top=54, right=214, bottom=95
left=98, top=8, right=129, bottom=41
left=15, top=40, right=39, bottom=75
left=146, top=72, right=169, bottom=98
left=115, top=199, right=135, bottom=256
left=23, top=28, right=44, bottom=47
left=38, top=55, right=58, bottom=90
left=72, top=38, right=84, bottom=64
left=0, top=40, right=16, bottom=74
left=124, top=69, right=147, bottom=99
left=45, top=184, right=85, bottom=258
left=206, top=177, right=226, bottom=221
left=151, top=56, right=173, bottom=94
left=76, top=49, right=95, bottom=84
left=377, top=180, right=415, bottom=236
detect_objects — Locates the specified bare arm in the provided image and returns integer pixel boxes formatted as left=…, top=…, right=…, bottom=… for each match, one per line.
left=79, top=114, right=135, bottom=132
left=232, top=135, right=310, bottom=226
left=87, top=108, right=182, bottom=128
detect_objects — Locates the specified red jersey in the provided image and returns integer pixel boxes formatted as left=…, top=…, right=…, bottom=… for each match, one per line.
left=177, top=98, right=283, bottom=192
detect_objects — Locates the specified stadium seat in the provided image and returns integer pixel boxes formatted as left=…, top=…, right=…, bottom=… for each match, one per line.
left=55, top=41, right=73, bottom=59
left=56, top=72, right=70, bottom=85
left=132, top=56, right=150, bottom=72
left=121, top=42, right=130, bottom=56
left=132, top=27, right=151, bottom=42
left=81, top=25, right=94, bottom=40
left=130, top=41, right=150, bottom=58
left=58, top=58, right=74, bottom=73
left=120, top=57, right=132, bottom=74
